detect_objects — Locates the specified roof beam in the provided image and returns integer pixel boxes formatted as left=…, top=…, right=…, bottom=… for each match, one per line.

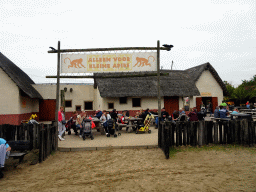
left=46, top=73, right=169, bottom=79
left=48, top=47, right=171, bottom=53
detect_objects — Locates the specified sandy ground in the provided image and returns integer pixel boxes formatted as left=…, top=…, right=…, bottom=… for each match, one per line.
left=0, top=147, right=256, bottom=192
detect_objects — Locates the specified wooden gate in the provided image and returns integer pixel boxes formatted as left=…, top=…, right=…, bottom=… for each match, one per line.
left=164, top=96, right=179, bottom=115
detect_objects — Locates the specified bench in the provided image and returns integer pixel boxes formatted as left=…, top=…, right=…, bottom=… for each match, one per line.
left=9, top=152, right=27, bottom=163
left=6, top=140, right=31, bottom=164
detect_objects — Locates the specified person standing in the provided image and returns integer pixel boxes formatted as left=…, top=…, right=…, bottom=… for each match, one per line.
left=214, top=106, right=220, bottom=118
left=58, top=106, right=66, bottom=141
left=110, top=109, right=118, bottom=122
left=246, top=101, right=250, bottom=109
left=0, top=138, right=11, bottom=179
left=207, top=101, right=212, bottom=116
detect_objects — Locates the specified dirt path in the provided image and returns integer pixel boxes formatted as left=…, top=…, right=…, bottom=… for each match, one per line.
left=1, top=148, right=256, bottom=192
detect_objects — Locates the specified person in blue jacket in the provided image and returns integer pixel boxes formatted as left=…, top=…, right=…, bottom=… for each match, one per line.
left=0, top=138, right=11, bottom=178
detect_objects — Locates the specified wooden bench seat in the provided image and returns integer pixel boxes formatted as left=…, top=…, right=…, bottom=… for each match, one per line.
left=9, top=152, right=27, bottom=163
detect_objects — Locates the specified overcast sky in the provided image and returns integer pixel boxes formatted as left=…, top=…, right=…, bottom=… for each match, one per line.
left=1, top=0, right=255, bottom=87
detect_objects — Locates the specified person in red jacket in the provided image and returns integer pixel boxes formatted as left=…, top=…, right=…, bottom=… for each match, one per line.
left=58, top=106, right=66, bottom=141
left=188, top=108, right=199, bottom=121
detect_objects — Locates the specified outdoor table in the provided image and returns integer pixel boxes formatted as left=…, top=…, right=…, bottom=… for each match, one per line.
left=91, top=118, right=105, bottom=135
left=126, top=117, right=143, bottom=133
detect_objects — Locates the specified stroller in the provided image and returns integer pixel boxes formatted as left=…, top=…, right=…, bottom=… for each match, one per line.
left=81, top=118, right=94, bottom=140
left=136, top=113, right=154, bottom=134
left=65, top=117, right=78, bottom=135
left=104, top=119, right=121, bottom=137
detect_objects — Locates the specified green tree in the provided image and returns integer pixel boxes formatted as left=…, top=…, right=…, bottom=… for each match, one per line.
left=232, top=85, right=249, bottom=101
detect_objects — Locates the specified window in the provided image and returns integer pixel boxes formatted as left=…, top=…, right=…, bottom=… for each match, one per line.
left=108, top=103, right=114, bottom=109
left=119, top=97, right=127, bottom=104
left=84, top=101, right=93, bottom=110
left=132, top=98, right=141, bottom=107
left=65, top=100, right=72, bottom=108
left=76, top=105, right=81, bottom=111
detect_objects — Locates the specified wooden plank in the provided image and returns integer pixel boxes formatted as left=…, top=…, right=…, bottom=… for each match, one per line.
left=176, top=122, right=180, bottom=147
left=223, top=122, right=227, bottom=144
left=251, top=121, right=255, bottom=145
left=214, top=122, right=218, bottom=144
left=0, top=125, right=2, bottom=138
left=48, top=46, right=171, bottom=54
left=219, top=121, right=223, bottom=144
left=198, top=121, right=203, bottom=146
left=183, top=122, right=187, bottom=146
left=39, top=124, right=44, bottom=163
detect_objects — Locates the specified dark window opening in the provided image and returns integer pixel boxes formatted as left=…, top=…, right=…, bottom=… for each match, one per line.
left=65, top=100, right=72, bottom=108
left=132, top=98, right=141, bottom=107
left=76, top=105, right=81, bottom=111
left=84, top=102, right=93, bottom=110
left=119, top=97, right=127, bottom=104
left=108, top=103, right=114, bottom=109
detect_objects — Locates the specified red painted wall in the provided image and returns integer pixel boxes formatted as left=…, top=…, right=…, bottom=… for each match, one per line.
left=0, top=112, right=40, bottom=125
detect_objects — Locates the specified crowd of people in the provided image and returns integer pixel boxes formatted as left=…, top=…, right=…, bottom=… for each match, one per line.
left=58, top=107, right=156, bottom=141
left=58, top=100, right=256, bottom=140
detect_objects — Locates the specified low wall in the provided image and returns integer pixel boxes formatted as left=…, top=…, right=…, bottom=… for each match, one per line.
left=0, top=112, right=40, bottom=125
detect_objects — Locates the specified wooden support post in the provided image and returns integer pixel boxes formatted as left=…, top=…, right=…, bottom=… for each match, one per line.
left=54, top=41, right=60, bottom=151
left=157, top=40, right=161, bottom=148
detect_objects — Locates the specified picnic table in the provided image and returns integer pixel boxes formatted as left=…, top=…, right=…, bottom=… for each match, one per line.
left=91, top=118, right=105, bottom=135
left=127, top=117, right=143, bottom=133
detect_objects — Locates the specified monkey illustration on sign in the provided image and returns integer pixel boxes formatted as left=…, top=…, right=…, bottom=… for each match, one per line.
left=64, top=58, right=85, bottom=68
left=133, top=56, right=155, bottom=67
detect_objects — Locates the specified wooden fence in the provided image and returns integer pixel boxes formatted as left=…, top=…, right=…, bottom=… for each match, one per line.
left=159, top=119, right=256, bottom=159
left=0, top=123, right=57, bottom=163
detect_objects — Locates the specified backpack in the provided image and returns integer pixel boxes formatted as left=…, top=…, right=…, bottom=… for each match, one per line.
left=83, top=119, right=92, bottom=133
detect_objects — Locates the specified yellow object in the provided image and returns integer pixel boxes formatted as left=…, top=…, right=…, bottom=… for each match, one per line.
left=29, top=114, right=38, bottom=120
left=136, top=113, right=154, bottom=134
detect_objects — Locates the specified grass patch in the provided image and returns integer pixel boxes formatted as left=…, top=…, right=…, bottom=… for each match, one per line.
left=169, top=144, right=256, bottom=156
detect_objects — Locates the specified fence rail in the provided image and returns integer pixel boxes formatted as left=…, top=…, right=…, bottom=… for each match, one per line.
left=0, top=123, right=57, bottom=163
left=159, top=119, right=256, bottom=159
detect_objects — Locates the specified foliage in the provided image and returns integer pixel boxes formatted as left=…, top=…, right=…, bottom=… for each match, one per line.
left=232, top=85, right=250, bottom=101
left=242, top=75, right=256, bottom=86
left=224, top=75, right=256, bottom=103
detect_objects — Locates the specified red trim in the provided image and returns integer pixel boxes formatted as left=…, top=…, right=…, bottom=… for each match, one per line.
left=0, top=112, right=39, bottom=125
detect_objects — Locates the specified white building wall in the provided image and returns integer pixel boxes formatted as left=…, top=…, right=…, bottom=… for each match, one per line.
left=33, top=84, right=96, bottom=112
left=193, top=70, right=224, bottom=106
left=19, top=96, right=39, bottom=113
left=0, top=68, right=20, bottom=114
left=102, top=97, right=164, bottom=111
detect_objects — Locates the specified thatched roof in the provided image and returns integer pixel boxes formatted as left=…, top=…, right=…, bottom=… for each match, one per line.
left=185, top=62, right=228, bottom=95
left=0, top=52, right=43, bottom=99
left=94, top=62, right=228, bottom=98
